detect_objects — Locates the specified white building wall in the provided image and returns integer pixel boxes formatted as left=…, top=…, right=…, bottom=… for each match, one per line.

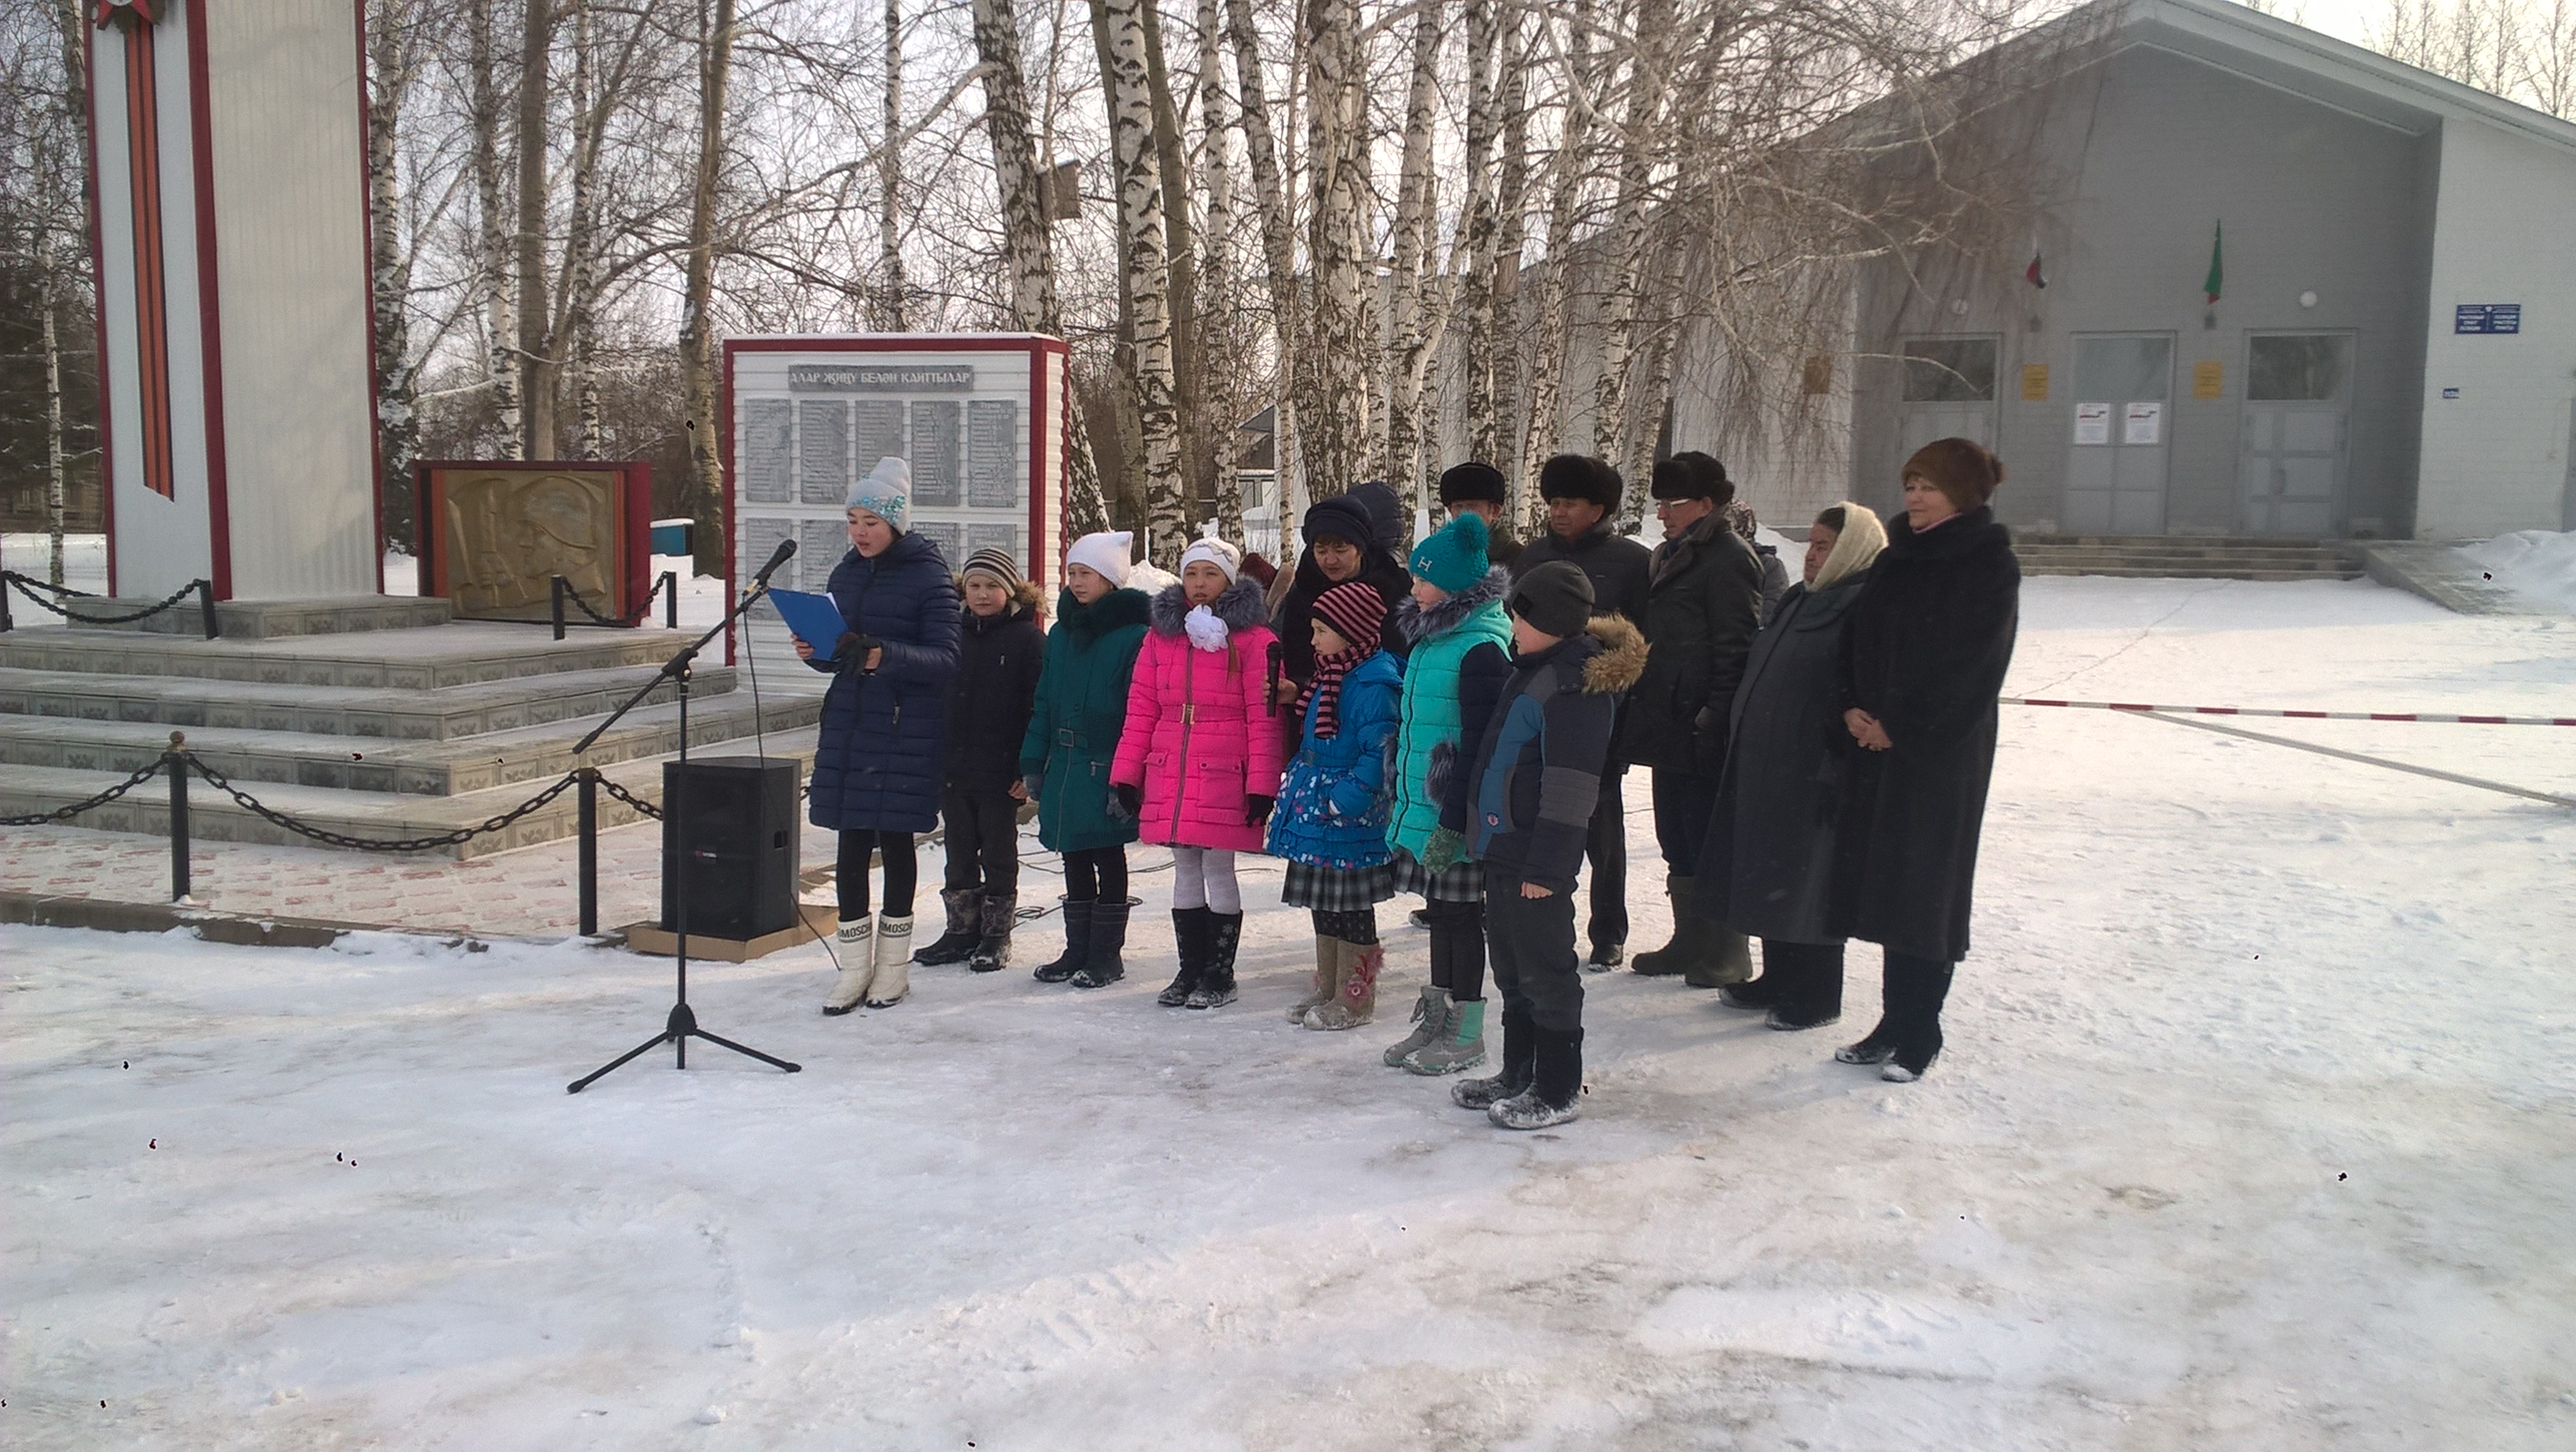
left=2416, top=114, right=2576, bottom=539
left=204, top=0, right=380, bottom=598
left=94, top=13, right=216, bottom=598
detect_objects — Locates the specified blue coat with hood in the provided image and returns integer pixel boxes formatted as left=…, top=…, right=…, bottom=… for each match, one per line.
left=806, top=530, right=961, bottom=833
left=1264, top=649, right=1405, bottom=870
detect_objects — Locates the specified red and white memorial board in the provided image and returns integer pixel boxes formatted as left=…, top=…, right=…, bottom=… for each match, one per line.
left=720, top=335, right=1071, bottom=666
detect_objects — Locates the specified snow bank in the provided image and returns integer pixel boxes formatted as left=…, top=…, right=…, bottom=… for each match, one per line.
left=2462, top=530, right=2576, bottom=615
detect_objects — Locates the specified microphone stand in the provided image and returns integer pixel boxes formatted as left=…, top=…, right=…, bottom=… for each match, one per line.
left=567, top=560, right=802, bottom=1093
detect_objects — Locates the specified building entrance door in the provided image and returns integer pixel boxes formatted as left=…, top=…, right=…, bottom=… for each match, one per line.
left=1898, top=336, right=2000, bottom=458
left=2239, top=332, right=2350, bottom=537
left=2066, top=333, right=2173, bottom=534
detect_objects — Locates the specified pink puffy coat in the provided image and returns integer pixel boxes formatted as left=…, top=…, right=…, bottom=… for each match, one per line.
left=1111, top=578, right=1285, bottom=852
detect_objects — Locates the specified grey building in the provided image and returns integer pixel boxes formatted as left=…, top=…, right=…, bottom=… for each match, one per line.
left=1844, top=0, right=2576, bottom=541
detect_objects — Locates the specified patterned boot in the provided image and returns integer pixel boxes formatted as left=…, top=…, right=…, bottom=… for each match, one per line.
left=1185, top=911, right=1242, bottom=1009
left=1305, top=941, right=1380, bottom=1030
left=913, top=889, right=982, bottom=965
left=823, top=915, right=876, bottom=1015
left=968, top=892, right=1017, bottom=972
left=863, top=915, right=914, bottom=1008
left=1158, top=906, right=1212, bottom=1006
left=1285, top=936, right=1339, bottom=1022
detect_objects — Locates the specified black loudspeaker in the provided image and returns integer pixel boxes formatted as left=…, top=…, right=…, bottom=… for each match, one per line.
left=660, top=757, right=800, bottom=939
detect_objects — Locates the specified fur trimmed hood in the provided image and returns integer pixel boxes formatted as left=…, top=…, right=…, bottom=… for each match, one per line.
left=1148, top=575, right=1267, bottom=638
left=1394, top=565, right=1510, bottom=646
left=960, top=576, right=1046, bottom=622
left=1057, top=585, right=1152, bottom=643
left=1579, top=614, right=1649, bottom=696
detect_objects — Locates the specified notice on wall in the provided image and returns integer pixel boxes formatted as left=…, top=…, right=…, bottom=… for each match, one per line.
left=2074, top=401, right=2113, bottom=445
left=726, top=339, right=1065, bottom=649
left=2453, top=303, right=2521, bottom=335
left=2124, top=402, right=2163, bottom=445
left=2021, top=364, right=2050, bottom=402
left=2192, top=360, right=2225, bottom=399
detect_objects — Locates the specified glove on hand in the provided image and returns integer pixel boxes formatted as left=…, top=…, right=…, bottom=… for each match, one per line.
left=1108, top=782, right=1142, bottom=822
left=1421, top=825, right=1465, bottom=875
left=1244, top=793, right=1275, bottom=827
left=834, top=631, right=882, bottom=672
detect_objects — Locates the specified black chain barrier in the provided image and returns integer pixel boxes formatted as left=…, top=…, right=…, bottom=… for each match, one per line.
left=550, top=572, right=679, bottom=638
left=185, top=754, right=582, bottom=853
left=593, top=772, right=665, bottom=820
left=0, top=757, right=169, bottom=826
left=2, top=571, right=218, bottom=636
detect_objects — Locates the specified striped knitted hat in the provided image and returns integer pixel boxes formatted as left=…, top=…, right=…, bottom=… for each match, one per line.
left=960, top=547, right=1023, bottom=590
left=1311, top=579, right=1387, bottom=651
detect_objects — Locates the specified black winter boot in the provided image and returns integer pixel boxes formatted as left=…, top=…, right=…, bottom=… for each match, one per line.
left=1158, top=906, right=1212, bottom=1006
left=1071, top=898, right=1131, bottom=988
left=1033, top=899, right=1094, bottom=982
left=1881, top=957, right=1953, bottom=1081
left=1185, top=911, right=1242, bottom=1009
left=968, top=892, right=1017, bottom=972
left=914, top=888, right=982, bottom=964
left=1452, top=1005, right=1538, bottom=1110
left=1491, top=1024, right=1584, bottom=1129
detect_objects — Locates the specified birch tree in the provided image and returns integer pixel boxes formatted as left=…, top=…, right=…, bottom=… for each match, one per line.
left=970, top=0, right=1108, bottom=533
left=468, top=0, right=519, bottom=456
left=1226, top=0, right=1306, bottom=519
left=1519, top=0, right=1600, bottom=530
left=677, top=0, right=736, bottom=574
left=1193, top=0, right=1243, bottom=541
left=1589, top=0, right=1677, bottom=477
left=877, top=0, right=907, bottom=331
left=1098, top=0, right=1187, bottom=563
left=1378, top=0, right=1442, bottom=504
left=1300, top=0, right=1372, bottom=499
left=1490, top=11, right=1533, bottom=506
left=515, top=0, right=555, bottom=457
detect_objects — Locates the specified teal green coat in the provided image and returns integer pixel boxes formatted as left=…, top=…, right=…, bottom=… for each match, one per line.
left=1386, top=567, right=1515, bottom=858
left=1018, top=587, right=1153, bottom=853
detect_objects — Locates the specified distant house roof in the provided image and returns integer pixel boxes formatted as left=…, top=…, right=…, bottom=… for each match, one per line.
left=2065, top=0, right=2576, bottom=155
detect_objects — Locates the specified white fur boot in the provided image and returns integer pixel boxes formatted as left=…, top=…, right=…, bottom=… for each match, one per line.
left=824, top=916, right=876, bottom=1015
left=865, top=915, right=915, bottom=1008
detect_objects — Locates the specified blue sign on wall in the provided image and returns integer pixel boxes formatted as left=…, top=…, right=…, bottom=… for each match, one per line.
left=2454, top=304, right=2522, bottom=335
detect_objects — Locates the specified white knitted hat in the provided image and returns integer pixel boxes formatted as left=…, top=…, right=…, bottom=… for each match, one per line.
left=846, top=456, right=912, bottom=531
left=1178, top=536, right=1241, bottom=583
left=1063, top=530, right=1133, bottom=588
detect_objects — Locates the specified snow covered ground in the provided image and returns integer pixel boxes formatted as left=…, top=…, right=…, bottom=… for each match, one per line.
left=6, top=574, right=2576, bottom=1449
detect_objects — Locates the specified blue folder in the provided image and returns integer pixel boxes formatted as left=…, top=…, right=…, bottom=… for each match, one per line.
left=767, top=588, right=849, bottom=663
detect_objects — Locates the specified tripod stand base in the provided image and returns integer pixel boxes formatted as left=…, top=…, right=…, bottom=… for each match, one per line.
left=566, top=1001, right=802, bottom=1094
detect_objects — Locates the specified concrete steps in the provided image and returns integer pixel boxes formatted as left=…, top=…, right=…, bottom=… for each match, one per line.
left=49, top=593, right=455, bottom=637
left=2014, top=535, right=2362, bottom=581
left=0, top=692, right=823, bottom=795
left=0, top=602, right=829, bottom=857
left=0, top=662, right=740, bottom=741
left=0, top=621, right=695, bottom=687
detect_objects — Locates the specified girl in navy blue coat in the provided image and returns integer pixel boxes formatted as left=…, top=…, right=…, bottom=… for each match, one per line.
left=792, top=457, right=961, bottom=1013
left=1265, top=579, right=1403, bottom=1031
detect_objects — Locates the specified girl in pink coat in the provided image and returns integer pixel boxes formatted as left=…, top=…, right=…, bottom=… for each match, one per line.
left=1110, top=537, right=1284, bottom=1009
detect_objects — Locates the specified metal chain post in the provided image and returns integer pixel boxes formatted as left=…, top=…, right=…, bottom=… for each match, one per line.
left=166, top=732, right=190, bottom=902
left=578, top=767, right=599, bottom=936
left=552, top=575, right=568, bottom=642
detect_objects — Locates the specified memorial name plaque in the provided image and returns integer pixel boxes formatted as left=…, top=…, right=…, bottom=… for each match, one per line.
left=725, top=335, right=1069, bottom=668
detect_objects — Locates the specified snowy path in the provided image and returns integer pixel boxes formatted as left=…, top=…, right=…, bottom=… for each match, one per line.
left=6, top=577, right=2574, bottom=1448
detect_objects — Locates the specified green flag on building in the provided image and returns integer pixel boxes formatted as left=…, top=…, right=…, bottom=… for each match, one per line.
left=2203, top=221, right=2224, bottom=305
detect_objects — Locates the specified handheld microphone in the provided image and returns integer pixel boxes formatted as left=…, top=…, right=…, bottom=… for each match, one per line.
left=752, top=537, right=797, bottom=587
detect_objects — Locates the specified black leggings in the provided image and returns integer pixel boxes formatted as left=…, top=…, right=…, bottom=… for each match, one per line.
left=1311, top=908, right=1379, bottom=945
left=1424, top=898, right=1487, bottom=1001
left=1062, top=845, right=1129, bottom=904
left=837, top=829, right=918, bottom=922
left=941, top=784, right=1020, bottom=895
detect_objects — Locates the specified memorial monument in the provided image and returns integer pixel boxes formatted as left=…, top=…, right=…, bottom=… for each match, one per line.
left=86, top=0, right=383, bottom=601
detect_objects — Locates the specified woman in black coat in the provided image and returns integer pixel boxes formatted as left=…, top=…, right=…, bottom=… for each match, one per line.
left=1271, top=488, right=1412, bottom=698
left=1695, top=501, right=1889, bottom=1028
left=1830, top=440, right=2020, bottom=1082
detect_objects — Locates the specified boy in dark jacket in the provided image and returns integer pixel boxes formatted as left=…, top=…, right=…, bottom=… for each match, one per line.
left=917, top=548, right=1046, bottom=972
left=1425, top=560, right=1646, bottom=1129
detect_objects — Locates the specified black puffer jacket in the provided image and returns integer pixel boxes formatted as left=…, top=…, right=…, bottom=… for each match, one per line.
left=1275, top=492, right=1412, bottom=684
left=1619, top=511, right=1764, bottom=774
left=945, top=580, right=1047, bottom=790
left=1831, top=507, right=2020, bottom=963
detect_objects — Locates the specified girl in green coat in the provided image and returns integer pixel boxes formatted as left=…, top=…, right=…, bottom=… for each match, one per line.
left=1379, top=511, right=1515, bottom=1076
left=1017, top=532, right=1154, bottom=988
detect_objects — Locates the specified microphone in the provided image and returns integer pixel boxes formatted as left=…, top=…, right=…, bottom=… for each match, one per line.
left=751, top=537, right=797, bottom=587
